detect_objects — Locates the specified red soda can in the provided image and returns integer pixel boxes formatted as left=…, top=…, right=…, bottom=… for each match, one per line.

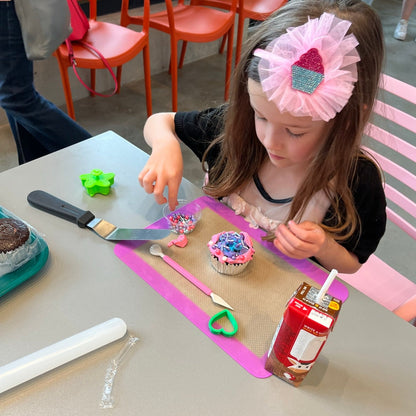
left=265, top=282, right=342, bottom=386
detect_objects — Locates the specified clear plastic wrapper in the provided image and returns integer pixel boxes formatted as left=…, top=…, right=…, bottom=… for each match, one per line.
left=99, top=335, right=139, bottom=409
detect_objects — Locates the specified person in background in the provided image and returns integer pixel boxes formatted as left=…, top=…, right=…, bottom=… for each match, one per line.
left=0, top=0, right=91, bottom=164
left=138, top=0, right=387, bottom=274
left=394, top=0, right=416, bottom=40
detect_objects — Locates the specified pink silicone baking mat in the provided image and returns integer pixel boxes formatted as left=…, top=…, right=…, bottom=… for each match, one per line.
left=114, top=196, right=349, bottom=378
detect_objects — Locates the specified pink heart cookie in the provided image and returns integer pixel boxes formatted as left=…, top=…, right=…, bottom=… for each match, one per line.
left=167, top=234, right=188, bottom=248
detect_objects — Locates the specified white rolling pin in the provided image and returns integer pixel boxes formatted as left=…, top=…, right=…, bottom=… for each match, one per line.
left=0, top=317, right=127, bottom=394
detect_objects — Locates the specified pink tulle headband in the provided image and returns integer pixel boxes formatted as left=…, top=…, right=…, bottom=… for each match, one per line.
left=253, top=13, right=360, bottom=121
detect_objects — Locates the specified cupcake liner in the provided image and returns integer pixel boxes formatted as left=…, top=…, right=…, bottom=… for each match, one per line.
left=210, top=255, right=248, bottom=276
left=0, top=236, right=41, bottom=276
left=0, top=207, right=44, bottom=277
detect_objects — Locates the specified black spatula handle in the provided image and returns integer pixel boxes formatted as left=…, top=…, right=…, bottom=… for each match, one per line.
left=27, top=190, right=95, bottom=228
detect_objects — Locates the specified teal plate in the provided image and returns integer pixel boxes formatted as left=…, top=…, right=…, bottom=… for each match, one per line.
left=0, top=210, right=49, bottom=298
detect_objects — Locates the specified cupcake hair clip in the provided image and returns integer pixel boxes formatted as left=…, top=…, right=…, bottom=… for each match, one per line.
left=254, top=12, right=361, bottom=121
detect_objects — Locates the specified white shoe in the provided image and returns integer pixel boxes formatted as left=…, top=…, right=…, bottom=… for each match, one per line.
left=394, top=19, right=408, bottom=40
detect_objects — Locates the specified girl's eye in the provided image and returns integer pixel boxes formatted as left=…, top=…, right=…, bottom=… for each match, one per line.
left=254, top=112, right=266, bottom=121
left=286, top=129, right=304, bottom=138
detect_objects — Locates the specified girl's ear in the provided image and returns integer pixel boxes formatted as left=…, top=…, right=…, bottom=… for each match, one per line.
left=362, top=103, right=373, bottom=121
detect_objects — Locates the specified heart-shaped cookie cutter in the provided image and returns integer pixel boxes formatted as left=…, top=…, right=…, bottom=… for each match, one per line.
left=208, top=309, right=238, bottom=337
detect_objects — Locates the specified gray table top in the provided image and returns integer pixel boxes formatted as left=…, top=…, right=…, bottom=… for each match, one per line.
left=0, top=131, right=415, bottom=415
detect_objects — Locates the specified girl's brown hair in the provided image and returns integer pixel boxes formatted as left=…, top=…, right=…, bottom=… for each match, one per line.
left=202, top=0, right=384, bottom=241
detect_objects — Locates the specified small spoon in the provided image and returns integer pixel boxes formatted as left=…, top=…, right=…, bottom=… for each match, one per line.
left=150, top=244, right=233, bottom=310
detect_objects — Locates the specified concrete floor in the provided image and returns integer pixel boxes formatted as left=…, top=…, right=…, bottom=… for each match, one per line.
left=0, top=0, right=415, bottom=284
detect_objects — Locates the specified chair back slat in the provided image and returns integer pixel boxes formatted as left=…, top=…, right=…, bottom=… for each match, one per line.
left=365, top=124, right=416, bottom=163
left=363, top=146, right=416, bottom=191
left=381, top=73, right=416, bottom=104
left=373, top=101, right=416, bottom=134
left=386, top=207, right=416, bottom=241
left=384, top=184, right=416, bottom=219
left=384, top=183, right=416, bottom=241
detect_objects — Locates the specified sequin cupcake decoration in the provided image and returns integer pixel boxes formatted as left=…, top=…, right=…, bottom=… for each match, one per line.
left=291, top=48, right=324, bottom=94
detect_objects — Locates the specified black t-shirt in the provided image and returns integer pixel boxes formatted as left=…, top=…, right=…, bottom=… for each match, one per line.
left=174, top=108, right=387, bottom=264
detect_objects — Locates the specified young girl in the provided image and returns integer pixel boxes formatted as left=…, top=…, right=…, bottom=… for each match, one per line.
left=138, top=0, right=387, bottom=274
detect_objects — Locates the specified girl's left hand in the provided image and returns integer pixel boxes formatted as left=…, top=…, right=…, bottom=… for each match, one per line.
left=273, top=220, right=327, bottom=260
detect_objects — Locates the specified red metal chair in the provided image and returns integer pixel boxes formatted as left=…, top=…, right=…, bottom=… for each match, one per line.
left=194, top=0, right=288, bottom=65
left=121, top=0, right=237, bottom=111
left=53, top=0, right=152, bottom=120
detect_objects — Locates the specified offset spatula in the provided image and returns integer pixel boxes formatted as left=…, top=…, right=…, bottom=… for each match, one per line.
left=27, top=190, right=171, bottom=241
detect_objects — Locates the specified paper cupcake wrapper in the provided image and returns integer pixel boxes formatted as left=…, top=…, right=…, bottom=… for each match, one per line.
left=210, top=255, right=249, bottom=276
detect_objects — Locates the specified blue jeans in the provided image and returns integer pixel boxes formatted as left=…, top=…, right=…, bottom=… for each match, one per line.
left=0, top=1, right=91, bottom=164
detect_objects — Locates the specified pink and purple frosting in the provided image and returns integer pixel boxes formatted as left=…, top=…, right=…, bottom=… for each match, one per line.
left=208, top=231, right=255, bottom=265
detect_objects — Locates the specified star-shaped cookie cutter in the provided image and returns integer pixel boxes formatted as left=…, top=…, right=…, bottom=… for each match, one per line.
left=80, top=169, right=115, bottom=196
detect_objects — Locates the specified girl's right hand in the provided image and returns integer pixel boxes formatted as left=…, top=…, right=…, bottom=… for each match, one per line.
left=138, top=113, right=183, bottom=210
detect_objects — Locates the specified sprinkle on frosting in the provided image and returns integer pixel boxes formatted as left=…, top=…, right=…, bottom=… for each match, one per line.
left=208, top=231, right=255, bottom=264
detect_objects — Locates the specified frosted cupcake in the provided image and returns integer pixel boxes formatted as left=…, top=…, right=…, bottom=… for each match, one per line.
left=208, top=231, right=255, bottom=275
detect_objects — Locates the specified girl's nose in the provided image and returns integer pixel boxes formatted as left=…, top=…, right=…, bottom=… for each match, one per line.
left=263, top=125, right=284, bottom=149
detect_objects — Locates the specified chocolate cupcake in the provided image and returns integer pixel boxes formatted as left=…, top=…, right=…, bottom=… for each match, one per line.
left=208, top=231, right=255, bottom=275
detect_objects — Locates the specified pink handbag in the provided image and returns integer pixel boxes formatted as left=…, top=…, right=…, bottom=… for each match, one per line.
left=67, top=0, right=89, bottom=41
left=65, top=0, right=118, bottom=97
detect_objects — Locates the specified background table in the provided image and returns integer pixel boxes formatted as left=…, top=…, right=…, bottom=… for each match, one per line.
left=0, top=131, right=415, bottom=415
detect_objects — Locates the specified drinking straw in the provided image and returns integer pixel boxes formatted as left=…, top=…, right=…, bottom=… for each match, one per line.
left=316, top=269, right=338, bottom=305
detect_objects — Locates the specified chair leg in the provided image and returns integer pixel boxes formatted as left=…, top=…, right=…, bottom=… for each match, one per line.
left=179, top=41, right=188, bottom=69
left=224, top=26, right=235, bottom=101
left=235, top=13, right=245, bottom=66
left=116, top=66, right=122, bottom=94
left=219, top=34, right=227, bottom=55
left=170, top=37, right=179, bottom=112
left=53, top=52, right=76, bottom=120
left=90, top=69, right=96, bottom=97
left=143, top=45, right=153, bottom=116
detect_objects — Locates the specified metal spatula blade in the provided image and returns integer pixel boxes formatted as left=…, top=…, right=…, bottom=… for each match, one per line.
left=27, top=190, right=171, bottom=241
left=87, top=218, right=170, bottom=240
